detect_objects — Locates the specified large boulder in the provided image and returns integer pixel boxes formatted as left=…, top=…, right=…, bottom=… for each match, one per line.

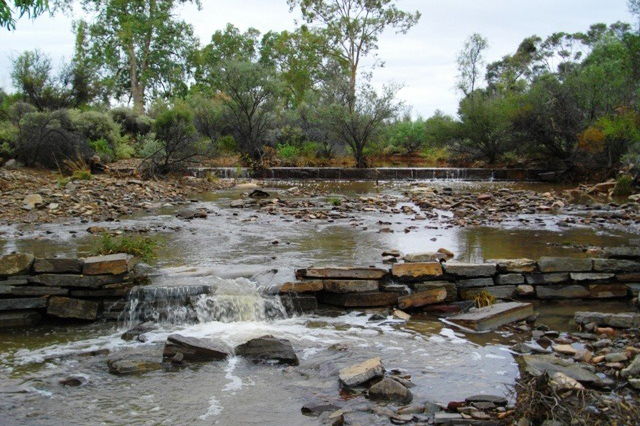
left=339, top=357, right=385, bottom=387
left=235, top=335, right=298, bottom=366
left=163, top=334, right=229, bottom=362
left=368, top=378, right=413, bottom=404
left=0, top=254, right=34, bottom=276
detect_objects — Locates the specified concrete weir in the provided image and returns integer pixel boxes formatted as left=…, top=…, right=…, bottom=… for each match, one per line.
left=189, top=166, right=545, bottom=181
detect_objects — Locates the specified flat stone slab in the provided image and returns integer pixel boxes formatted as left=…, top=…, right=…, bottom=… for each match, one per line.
left=518, top=354, right=600, bottom=384
left=443, top=263, right=496, bottom=277
left=323, top=280, right=380, bottom=293
left=297, top=267, right=387, bottom=280
left=392, top=262, right=443, bottom=281
left=404, top=252, right=446, bottom=263
left=570, top=273, right=615, bottom=282
left=457, top=278, right=494, bottom=288
left=460, top=286, right=516, bottom=301
left=28, top=274, right=123, bottom=288
left=628, top=283, right=640, bottom=296
left=280, top=294, right=318, bottom=314
left=574, top=312, right=640, bottom=328
left=318, top=291, right=398, bottom=308
left=235, top=335, right=298, bottom=366
left=604, top=247, right=640, bottom=259
left=0, top=254, right=34, bottom=276
left=525, top=273, right=570, bottom=285
left=339, top=357, right=385, bottom=387
left=47, top=297, right=99, bottom=320
left=398, top=288, right=447, bottom=309
left=495, top=274, right=525, bottom=285
left=616, top=272, right=640, bottom=282
left=163, top=334, right=229, bottom=362
left=0, top=310, right=42, bottom=328
left=448, top=302, right=534, bottom=332
left=279, top=281, right=324, bottom=293
left=536, top=285, right=589, bottom=299
left=12, top=286, right=68, bottom=296
left=33, top=258, right=83, bottom=274
left=538, top=257, right=592, bottom=273
left=489, top=259, right=536, bottom=273
left=587, top=284, right=628, bottom=299
left=413, top=281, right=457, bottom=302
left=0, top=298, right=47, bottom=311
left=83, top=253, right=135, bottom=275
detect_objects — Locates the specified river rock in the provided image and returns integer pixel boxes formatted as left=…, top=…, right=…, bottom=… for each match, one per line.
left=33, top=258, right=83, bottom=274
left=323, top=280, right=379, bottom=293
left=297, top=267, right=387, bottom=280
left=368, top=378, right=413, bottom=404
left=518, top=354, right=600, bottom=384
left=398, top=288, right=447, bottom=309
left=28, top=274, right=123, bottom=288
left=47, top=297, right=99, bottom=320
left=404, top=252, right=447, bottom=263
left=0, top=254, right=34, bottom=276
left=603, top=247, right=640, bottom=259
left=391, top=262, right=443, bottom=281
left=495, top=274, right=525, bottom=285
left=235, top=335, right=298, bottom=365
left=621, top=355, right=640, bottom=378
left=83, top=253, right=134, bottom=275
left=443, top=263, right=496, bottom=277
left=574, top=312, right=640, bottom=328
left=538, top=257, right=592, bottom=273
left=448, top=302, right=534, bottom=331
left=489, top=258, right=537, bottom=273
left=456, top=278, right=494, bottom=288
left=465, top=394, right=508, bottom=407
left=248, top=189, right=270, bottom=198
left=279, top=281, right=324, bottom=293
left=516, top=285, right=536, bottom=297
left=339, top=357, right=385, bottom=387
left=107, top=358, right=163, bottom=375
left=412, top=281, right=457, bottom=302
left=569, top=273, right=615, bottom=282
left=11, top=286, right=68, bottom=296
left=588, top=284, right=628, bottom=299
left=593, top=259, right=640, bottom=273
left=301, top=401, right=340, bottom=417
left=0, top=297, right=47, bottom=311
left=280, top=294, right=318, bottom=314
left=163, top=334, right=229, bottom=361
left=525, top=273, right=570, bottom=285
left=122, top=322, right=157, bottom=341
left=23, top=194, right=43, bottom=210
left=536, top=285, right=589, bottom=299
left=460, top=285, right=516, bottom=300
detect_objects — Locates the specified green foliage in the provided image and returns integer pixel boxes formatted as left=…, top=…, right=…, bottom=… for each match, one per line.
left=1, top=0, right=56, bottom=30
left=114, top=140, right=135, bottom=160
left=328, top=197, right=342, bottom=206
left=386, top=118, right=427, bottom=154
left=110, top=107, right=153, bottom=137
left=71, top=169, right=92, bottom=180
left=614, top=174, right=634, bottom=196
left=92, top=233, right=158, bottom=263
left=71, top=110, right=120, bottom=149
left=89, top=138, right=113, bottom=158
left=217, top=135, right=238, bottom=154
left=277, top=143, right=299, bottom=160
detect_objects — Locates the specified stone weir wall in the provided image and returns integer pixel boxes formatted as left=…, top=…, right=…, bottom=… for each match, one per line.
left=0, top=253, right=138, bottom=328
left=190, top=167, right=544, bottom=181
left=281, top=248, right=640, bottom=313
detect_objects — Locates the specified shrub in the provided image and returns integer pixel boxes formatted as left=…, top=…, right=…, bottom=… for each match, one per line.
left=71, top=110, right=120, bottom=149
left=277, top=143, right=299, bottom=165
left=218, top=135, right=238, bottom=154
left=92, top=233, right=157, bottom=263
left=71, top=169, right=92, bottom=180
left=111, top=107, right=153, bottom=137
left=89, top=138, right=114, bottom=161
left=114, top=140, right=135, bottom=160
left=614, top=174, right=634, bottom=196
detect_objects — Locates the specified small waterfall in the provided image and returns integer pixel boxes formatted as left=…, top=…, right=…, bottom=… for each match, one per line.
left=121, top=278, right=288, bottom=328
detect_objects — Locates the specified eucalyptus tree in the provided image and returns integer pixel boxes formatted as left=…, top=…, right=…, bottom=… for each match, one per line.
left=79, top=0, right=200, bottom=112
left=0, top=0, right=71, bottom=30
left=456, top=33, right=488, bottom=97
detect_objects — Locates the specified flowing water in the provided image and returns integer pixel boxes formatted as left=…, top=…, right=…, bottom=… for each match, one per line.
left=0, top=179, right=637, bottom=426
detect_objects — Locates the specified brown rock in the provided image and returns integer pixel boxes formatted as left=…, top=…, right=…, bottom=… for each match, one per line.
left=398, top=288, right=447, bottom=309
left=318, top=292, right=398, bottom=308
left=279, top=281, right=324, bottom=293
left=0, top=254, right=34, bottom=276
left=323, top=280, right=380, bottom=293
left=296, top=267, right=387, bottom=280
left=83, top=253, right=135, bottom=276
left=392, top=262, right=443, bottom=281
left=47, top=297, right=99, bottom=320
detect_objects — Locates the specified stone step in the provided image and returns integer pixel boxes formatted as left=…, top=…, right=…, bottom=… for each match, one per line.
left=538, top=257, right=592, bottom=273
left=391, top=262, right=444, bottom=281
left=83, top=253, right=135, bottom=276
left=536, top=285, right=589, bottom=299
left=448, top=302, right=534, bottom=332
left=296, top=267, right=387, bottom=280
left=443, top=263, right=497, bottom=277
left=33, top=258, right=83, bottom=274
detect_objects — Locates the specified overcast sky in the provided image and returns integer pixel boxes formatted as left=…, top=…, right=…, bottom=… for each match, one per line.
left=0, top=0, right=634, bottom=117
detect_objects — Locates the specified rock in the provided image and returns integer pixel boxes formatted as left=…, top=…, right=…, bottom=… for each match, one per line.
left=437, top=248, right=455, bottom=259
left=393, top=309, right=411, bottom=321
left=33, top=258, right=83, bottom=274
left=338, top=357, right=385, bottom=387
left=297, top=267, right=387, bottom=280
left=605, top=352, right=628, bottom=363
left=404, top=252, right=446, bottom=263
left=0, top=298, right=47, bottom=311
left=0, top=310, right=42, bottom=328
left=538, top=257, right=592, bottom=273
left=550, top=372, right=584, bottom=392
left=460, top=286, right=516, bottom=300
left=443, top=263, right=497, bottom=277
left=391, top=262, right=444, bottom=281
left=280, top=294, right=318, bottom=314
left=318, top=292, right=398, bottom=308
left=569, top=273, right=615, bottom=282
left=553, top=345, right=577, bottom=356
left=574, top=312, right=640, bottom=328
left=495, top=274, right=525, bottom=285
left=83, top=253, right=135, bottom=275
left=301, top=401, right=340, bottom=417
left=28, top=274, right=122, bottom=288
left=47, top=297, right=99, bottom=320
left=323, top=280, right=380, bottom=293
left=121, top=323, right=156, bottom=341
left=368, top=378, right=413, bottom=404
left=588, top=284, right=628, bottom=299
left=59, top=376, right=88, bottom=387
left=23, top=194, right=43, bottom=209
left=511, top=342, right=552, bottom=355
left=11, top=286, right=68, bottom=296
left=593, top=259, right=640, bottom=273
left=465, top=394, right=508, bottom=407
left=604, top=247, right=640, bottom=260
left=434, top=413, right=464, bottom=424
left=448, top=302, right=534, bottom=331
left=176, top=209, right=208, bottom=220
left=525, top=273, right=570, bottom=285
left=590, top=181, right=616, bottom=194
left=279, top=281, right=324, bottom=293
left=107, top=358, right=163, bottom=375
left=516, top=285, right=536, bottom=297
left=536, top=285, right=589, bottom=299
left=163, top=334, right=229, bottom=362
left=248, top=189, right=270, bottom=198
left=456, top=278, right=495, bottom=288
left=235, top=335, right=298, bottom=366
left=621, top=355, right=640, bottom=378
left=0, top=254, right=34, bottom=276
left=397, top=288, right=447, bottom=309
left=412, top=281, right=457, bottom=302
left=489, top=258, right=537, bottom=273
left=519, top=354, right=600, bottom=384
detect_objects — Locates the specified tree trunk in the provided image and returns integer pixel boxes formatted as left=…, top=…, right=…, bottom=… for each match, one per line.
left=127, top=41, right=144, bottom=113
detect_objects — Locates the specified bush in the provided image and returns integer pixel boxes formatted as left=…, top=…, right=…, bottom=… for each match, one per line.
left=111, top=107, right=153, bottom=137
left=114, top=140, right=135, bottom=160
left=71, top=110, right=120, bottom=149
left=218, top=135, right=238, bottom=154
left=614, top=174, right=634, bottom=196
left=92, top=233, right=157, bottom=263
left=89, top=138, right=114, bottom=161
left=277, top=143, right=299, bottom=165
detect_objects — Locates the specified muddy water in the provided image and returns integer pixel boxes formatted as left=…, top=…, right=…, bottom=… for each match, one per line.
left=0, top=180, right=637, bottom=426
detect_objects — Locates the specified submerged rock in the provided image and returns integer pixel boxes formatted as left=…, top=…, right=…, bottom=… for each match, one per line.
left=107, top=358, right=163, bottom=375
left=235, top=335, right=299, bottom=366
left=121, top=322, right=157, bottom=342
left=368, top=378, right=413, bottom=404
left=339, top=357, right=385, bottom=387
left=163, top=334, right=229, bottom=362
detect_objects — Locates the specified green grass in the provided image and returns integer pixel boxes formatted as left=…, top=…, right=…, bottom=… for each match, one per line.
left=71, top=170, right=92, bottom=181
left=92, top=233, right=158, bottom=263
left=328, top=197, right=342, bottom=206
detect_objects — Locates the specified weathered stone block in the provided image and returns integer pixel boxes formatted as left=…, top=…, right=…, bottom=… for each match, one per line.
left=0, top=310, right=42, bottom=328
left=318, top=291, right=398, bottom=308
left=0, top=254, right=34, bottom=276
left=107, top=358, right=163, bottom=375
left=616, top=273, right=640, bottom=282
left=339, top=357, right=384, bottom=387
left=593, top=259, right=640, bottom=273
left=279, top=281, right=323, bottom=293
left=28, top=274, right=123, bottom=288
left=460, top=286, right=516, bottom=300
left=456, top=278, right=494, bottom=288
left=70, top=288, right=131, bottom=298
left=397, top=288, right=447, bottom=309
left=380, top=282, right=410, bottom=295
left=518, top=354, right=599, bottom=384
left=495, top=274, right=525, bottom=285
left=392, top=262, right=443, bottom=281
left=280, top=294, right=317, bottom=314
left=323, top=280, right=380, bottom=293
left=443, top=263, right=496, bottom=277
left=83, top=253, right=135, bottom=275
left=603, top=247, right=640, bottom=259
left=525, top=273, right=570, bottom=285
left=33, top=258, right=83, bottom=274
left=628, top=283, right=640, bottom=297
left=163, top=334, right=229, bottom=361
left=47, top=297, right=99, bottom=320
left=448, top=302, right=534, bottom=331
left=12, top=286, right=68, bottom=296
left=235, top=336, right=298, bottom=366
left=412, top=281, right=457, bottom=302
left=488, top=258, right=537, bottom=273
left=0, top=297, right=47, bottom=311
left=516, top=284, right=536, bottom=297
left=404, top=252, right=445, bottom=263
left=575, top=312, right=640, bottom=328
left=587, top=284, right=628, bottom=299
left=297, top=267, right=387, bottom=280
left=536, top=285, right=589, bottom=299
left=538, top=257, right=592, bottom=273
left=570, top=273, right=615, bottom=282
